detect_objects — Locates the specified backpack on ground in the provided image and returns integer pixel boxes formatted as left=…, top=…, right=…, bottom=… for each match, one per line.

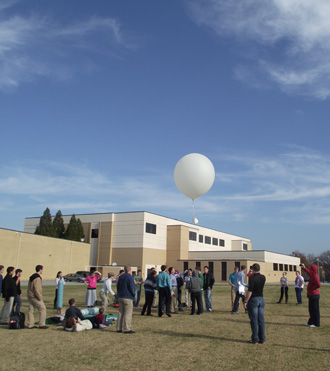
left=9, top=312, right=25, bottom=329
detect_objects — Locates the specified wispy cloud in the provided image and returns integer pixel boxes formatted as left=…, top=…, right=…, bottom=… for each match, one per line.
left=186, top=0, right=330, bottom=99
left=2, top=147, right=330, bottom=225
left=0, top=3, right=133, bottom=90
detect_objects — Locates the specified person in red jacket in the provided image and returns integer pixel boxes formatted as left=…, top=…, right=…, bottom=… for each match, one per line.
left=300, top=263, right=321, bottom=328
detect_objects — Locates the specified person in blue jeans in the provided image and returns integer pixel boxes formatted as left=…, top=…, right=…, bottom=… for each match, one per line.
left=244, top=263, right=266, bottom=344
left=295, top=271, right=304, bottom=304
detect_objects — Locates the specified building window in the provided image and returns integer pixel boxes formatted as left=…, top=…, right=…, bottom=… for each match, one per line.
left=205, top=236, right=211, bottom=244
left=183, top=262, right=188, bottom=271
left=189, top=231, right=197, bottom=241
left=273, top=263, right=278, bottom=271
left=293, top=265, right=297, bottom=272
left=235, top=262, right=240, bottom=270
left=221, top=262, right=227, bottom=281
left=91, top=229, right=99, bottom=238
left=146, top=223, right=156, bottom=234
left=199, top=234, right=203, bottom=243
left=220, top=239, right=225, bottom=247
left=243, top=243, right=247, bottom=251
left=212, top=237, right=218, bottom=246
left=289, top=265, right=293, bottom=272
left=208, top=262, right=214, bottom=273
left=284, top=264, right=288, bottom=271
left=196, top=262, right=201, bottom=269
left=279, top=264, right=284, bottom=271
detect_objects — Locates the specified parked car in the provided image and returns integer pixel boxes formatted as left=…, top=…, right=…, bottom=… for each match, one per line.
left=63, top=271, right=102, bottom=283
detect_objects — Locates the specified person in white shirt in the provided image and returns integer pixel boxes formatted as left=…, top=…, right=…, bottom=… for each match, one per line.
left=295, top=270, right=304, bottom=304
left=99, top=272, right=115, bottom=312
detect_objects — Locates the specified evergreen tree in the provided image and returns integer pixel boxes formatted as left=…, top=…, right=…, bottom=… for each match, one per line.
left=53, top=210, right=65, bottom=238
left=34, top=207, right=55, bottom=237
left=64, top=214, right=85, bottom=241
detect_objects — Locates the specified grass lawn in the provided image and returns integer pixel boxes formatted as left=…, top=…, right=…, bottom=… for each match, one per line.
left=1, top=284, right=329, bottom=370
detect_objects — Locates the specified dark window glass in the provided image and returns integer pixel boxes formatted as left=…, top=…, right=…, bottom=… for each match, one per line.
left=91, top=229, right=99, bottom=238
left=221, top=262, right=227, bottom=281
left=212, top=237, right=218, bottom=246
left=205, top=236, right=211, bottom=244
left=289, top=265, right=293, bottom=272
left=146, top=223, right=156, bottom=234
left=284, top=264, right=288, bottom=271
left=199, top=234, right=203, bottom=243
left=273, top=263, right=278, bottom=271
left=196, top=262, right=201, bottom=269
left=189, top=231, right=197, bottom=241
left=279, top=264, right=284, bottom=271
left=208, top=262, right=214, bottom=273
left=183, top=262, right=188, bottom=271
left=294, top=265, right=297, bottom=272
left=243, top=243, right=248, bottom=251
left=220, top=239, right=225, bottom=247
left=235, top=262, right=240, bottom=270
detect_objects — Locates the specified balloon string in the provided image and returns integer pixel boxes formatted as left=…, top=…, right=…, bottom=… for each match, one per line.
left=192, top=199, right=196, bottom=219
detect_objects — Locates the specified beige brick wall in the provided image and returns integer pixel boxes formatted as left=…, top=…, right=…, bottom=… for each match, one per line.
left=0, top=229, right=90, bottom=281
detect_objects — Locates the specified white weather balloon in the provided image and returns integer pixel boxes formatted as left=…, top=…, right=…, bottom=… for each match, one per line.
left=174, top=153, right=215, bottom=200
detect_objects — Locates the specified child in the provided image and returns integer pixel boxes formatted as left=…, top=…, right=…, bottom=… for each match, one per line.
left=96, top=307, right=112, bottom=327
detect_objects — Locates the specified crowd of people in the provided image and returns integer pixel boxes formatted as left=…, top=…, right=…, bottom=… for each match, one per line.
left=0, top=261, right=322, bottom=341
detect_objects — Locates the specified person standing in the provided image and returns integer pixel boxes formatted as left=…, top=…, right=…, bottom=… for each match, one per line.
left=84, top=270, right=101, bottom=308
left=244, top=263, right=266, bottom=344
left=232, top=265, right=248, bottom=314
left=277, top=272, right=288, bottom=304
left=188, top=270, right=203, bottom=315
left=99, top=272, right=115, bottom=312
left=295, top=271, right=304, bottom=304
left=133, top=270, right=143, bottom=307
left=228, top=267, right=239, bottom=311
left=141, top=270, right=157, bottom=316
left=27, top=265, right=48, bottom=329
left=184, top=269, right=192, bottom=307
left=12, top=269, right=22, bottom=314
left=0, top=266, right=16, bottom=324
left=116, top=265, right=135, bottom=333
left=169, top=267, right=186, bottom=313
left=203, top=266, right=215, bottom=312
left=301, top=263, right=321, bottom=327
left=196, top=266, right=204, bottom=314
left=54, top=271, right=65, bottom=310
left=0, top=265, right=4, bottom=296
left=156, top=265, right=174, bottom=317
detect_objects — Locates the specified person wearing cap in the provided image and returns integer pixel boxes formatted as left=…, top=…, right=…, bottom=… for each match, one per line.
left=244, top=263, right=266, bottom=344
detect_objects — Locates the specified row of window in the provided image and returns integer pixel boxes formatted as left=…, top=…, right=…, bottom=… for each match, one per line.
left=273, top=263, right=297, bottom=272
left=189, top=231, right=225, bottom=247
left=183, top=261, right=214, bottom=273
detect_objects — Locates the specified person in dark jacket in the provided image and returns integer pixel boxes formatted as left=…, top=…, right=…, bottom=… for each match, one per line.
left=116, top=265, right=135, bottom=333
left=188, top=270, right=203, bottom=315
left=203, top=266, right=215, bottom=312
left=301, top=263, right=321, bottom=327
left=0, top=266, right=16, bottom=324
left=141, top=270, right=157, bottom=316
left=12, top=269, right=22, bottom=314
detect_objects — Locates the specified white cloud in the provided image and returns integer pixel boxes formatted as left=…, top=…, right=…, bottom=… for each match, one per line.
left=1, top=147, right=330, bottom=225
left=0, top=4, right=132, bottom=90
left=186, top=0, right=330, bottom=99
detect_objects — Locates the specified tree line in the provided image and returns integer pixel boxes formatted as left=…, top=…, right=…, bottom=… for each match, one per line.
left=292, top=250, right=330, bottom=282
left=34, top=208, right=85, bottom=242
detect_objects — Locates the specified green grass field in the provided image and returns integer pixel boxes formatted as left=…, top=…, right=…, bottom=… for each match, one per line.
left=1, top=284, right=329, bottom=370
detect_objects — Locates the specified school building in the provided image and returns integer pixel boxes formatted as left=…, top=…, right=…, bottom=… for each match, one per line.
left=23, top=211, right=300, bottom=283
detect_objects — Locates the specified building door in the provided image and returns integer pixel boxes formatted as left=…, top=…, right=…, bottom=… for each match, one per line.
left=221, top=262, right=227, bottom=281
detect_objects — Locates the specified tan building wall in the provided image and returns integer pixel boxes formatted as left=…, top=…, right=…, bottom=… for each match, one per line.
left=111, top=247, right=144, bottom=271
left=0, top=228, right=91, bottom=281
left=166, top=225, right=189, bottom=269
left=96, top=221, right=113, bottom=266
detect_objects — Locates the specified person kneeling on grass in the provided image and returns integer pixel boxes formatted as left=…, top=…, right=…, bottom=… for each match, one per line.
left=64, top=317, right=93, bottom=332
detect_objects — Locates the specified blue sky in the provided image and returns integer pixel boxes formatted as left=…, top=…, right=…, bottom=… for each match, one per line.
left=1, top=0, right=330, bottom=256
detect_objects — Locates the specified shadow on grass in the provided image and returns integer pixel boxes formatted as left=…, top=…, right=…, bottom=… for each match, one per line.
left=152, top=330, right=330, bottom=352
